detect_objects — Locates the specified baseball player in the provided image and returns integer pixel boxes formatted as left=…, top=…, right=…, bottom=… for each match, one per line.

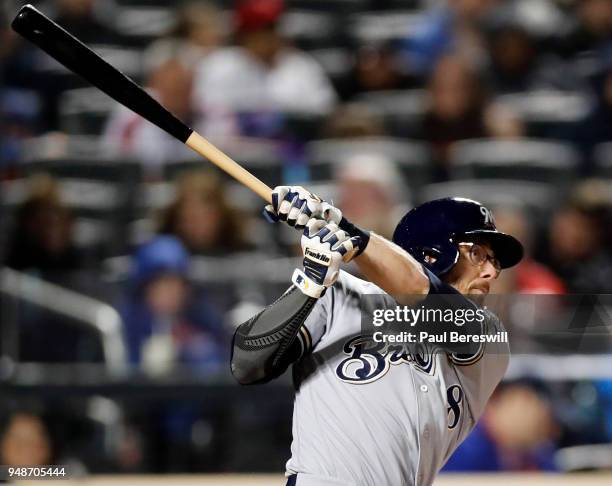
left=231, top=188, right=523, bottom=486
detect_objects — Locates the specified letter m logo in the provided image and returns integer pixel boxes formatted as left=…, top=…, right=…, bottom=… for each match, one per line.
left=479, top=206, right=495, bottom=227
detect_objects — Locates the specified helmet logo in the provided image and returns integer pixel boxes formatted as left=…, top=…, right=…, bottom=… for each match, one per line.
left=424, top=255, right=435, bottom=264
left=423, top=251, right=438, bottom=265
left=480, top=206, right=495, bottom=227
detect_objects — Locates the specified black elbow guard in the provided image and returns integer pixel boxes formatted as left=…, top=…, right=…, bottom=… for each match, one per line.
left=231, top=286, right=318, bottom=384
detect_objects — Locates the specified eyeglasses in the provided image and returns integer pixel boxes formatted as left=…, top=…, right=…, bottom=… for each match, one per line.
left=458, top=242, right=501, bottom=275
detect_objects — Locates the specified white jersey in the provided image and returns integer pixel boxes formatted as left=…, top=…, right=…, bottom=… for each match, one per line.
left=285, top=270, right=509, bottom=486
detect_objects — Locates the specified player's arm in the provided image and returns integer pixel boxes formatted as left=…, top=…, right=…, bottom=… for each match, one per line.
left=264, top=186, right=429, bottom=298
left=353, top=232, right=429, bottom=297
left=263, top=188, right=482, bottom=357
left=231, top=220, right=360, bottom=385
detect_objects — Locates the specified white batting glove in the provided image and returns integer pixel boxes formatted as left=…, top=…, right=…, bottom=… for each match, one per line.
left=263, top=186, right=342, bottom=230
left=291, top=220, right=361, bottom=298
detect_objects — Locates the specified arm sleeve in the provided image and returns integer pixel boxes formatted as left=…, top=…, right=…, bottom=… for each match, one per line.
left=230, top=285, right=329, bottom=385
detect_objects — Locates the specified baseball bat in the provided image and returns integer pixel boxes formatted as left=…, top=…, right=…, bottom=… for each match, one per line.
left=11, top=4, right=272, bottom=203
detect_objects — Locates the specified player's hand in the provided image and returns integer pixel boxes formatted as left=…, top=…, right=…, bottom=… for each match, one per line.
left=291, top=220, right=361, bottom=298
left=263, top=186, right=342, bottom=230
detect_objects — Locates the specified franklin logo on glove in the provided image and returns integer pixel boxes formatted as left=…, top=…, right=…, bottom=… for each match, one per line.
left=304, top=249, right=331, bottom=265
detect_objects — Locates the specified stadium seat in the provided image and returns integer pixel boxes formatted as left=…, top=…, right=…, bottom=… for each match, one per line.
left=137, top=181, right=175, bottom=212
left=556, top=444, right=612, bottom=472
left=308, top=48, right=352, bottom=80
left=419, top=179, right=561, bottom=216
left=306, top=136, right=431, bottom=191
left=449, top=139, right=580, bottom=184
left=355, top=89, right=428, bottom=137
left=190, top=253, right=300, bottom=304
left=0, top=267, right=126, bottom=368
left=283, top=112, right=328, bottom=141
left=21, top=134, right=108, bottom=162
left=383, top=0, right=422, bottom=9
left=114, top=0, right=186, bottom=6
left=16, top=158, right=142, bottom=255
left=115, top=6, right=177, bottom=46
left=287, top=0, right=369, bottom=13
left=494, top=90, right=590, bottom=139
left=594, top=142, right=612, bottom=178
left=59, top=88, right=117, bottom=135
left=280, top=11, right=344, bottom=50
left=0, top=182, right=10, bottom=263
left=107, top=252, right=297, bottom=315
left=348, top=11, right=424, bottom=45
left=164, top=137, right=283, bottom=187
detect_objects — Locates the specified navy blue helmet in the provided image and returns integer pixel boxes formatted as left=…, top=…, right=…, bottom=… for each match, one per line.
left=392, top=197, right=524, bottom=276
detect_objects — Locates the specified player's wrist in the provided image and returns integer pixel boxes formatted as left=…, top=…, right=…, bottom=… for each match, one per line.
left=291, top=268, right=327, bottom=298
left=338, top=217, right=370, bottom=257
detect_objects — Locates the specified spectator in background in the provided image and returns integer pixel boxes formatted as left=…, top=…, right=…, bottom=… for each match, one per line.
left=418, top=55, right=523, bottom=178
left=143, top=1, right=225, bottom=75
left=559, top=0, right=612, bottom=61
left=4, top=177, right=103, bottom=362
left=0, top=408, right=90, bottom=473
left=337, top=43, right=419, bottom=101
left=122, top=238, right=229, bottom=471
left=0, top=88, right=42, bottom=169
left=541, top=180, right=612, bottom=293
left=104, top=2, right=225, bottom=177
left=4, top=173, right=83, bottom=277
left=323, top=103, right=385, bottom=138
left=487, top=24, right=538, bottom=93
left=53, top=0, right=118, bottom=45
left=0, top=412, right=53, bottom=467
left=489, top=206, right=566, bottom=349
left=400, top=0, right=498, bottom=77
left=193, top=0, right=337, bottom=138
left=104, top=58, right=196, bottom=177
left=121, top=236, right=227, bottom=376
left=574, top=64, right=612, bottom=173
left=486, top=22, right=581, bottom=94
left=492, top=206, right=566, bottom=294
left=159, top=170, right=252, bottom=255
left=443, top=382, right=560, bottom=471
left=420, top=55, right=487, bottom=160
left=334, top=154, right=407, bottom=240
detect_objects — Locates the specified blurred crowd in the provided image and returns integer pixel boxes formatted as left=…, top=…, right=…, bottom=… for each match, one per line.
left=1, top=0, right=612, bottom=476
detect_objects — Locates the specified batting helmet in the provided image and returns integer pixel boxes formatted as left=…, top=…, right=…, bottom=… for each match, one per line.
left=392, top=197, right=523, bottom=276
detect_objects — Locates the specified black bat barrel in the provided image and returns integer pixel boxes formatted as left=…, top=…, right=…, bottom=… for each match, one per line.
left=11, top=4, right=193, bottom=143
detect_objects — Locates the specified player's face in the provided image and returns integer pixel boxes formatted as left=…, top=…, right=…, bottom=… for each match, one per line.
left=444, top=240, right=500, bottom=299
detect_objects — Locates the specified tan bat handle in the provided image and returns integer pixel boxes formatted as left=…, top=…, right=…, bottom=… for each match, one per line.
left=185, top=131, right=273, bottom=203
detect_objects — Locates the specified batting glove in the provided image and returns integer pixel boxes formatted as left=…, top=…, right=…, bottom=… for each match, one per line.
left=263, top=186, right=342, bottom=230
left=291, top=220, right=361, bottom=298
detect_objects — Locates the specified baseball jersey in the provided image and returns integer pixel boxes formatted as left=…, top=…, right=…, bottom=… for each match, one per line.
left=285, top=269, right=509, bottom=486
